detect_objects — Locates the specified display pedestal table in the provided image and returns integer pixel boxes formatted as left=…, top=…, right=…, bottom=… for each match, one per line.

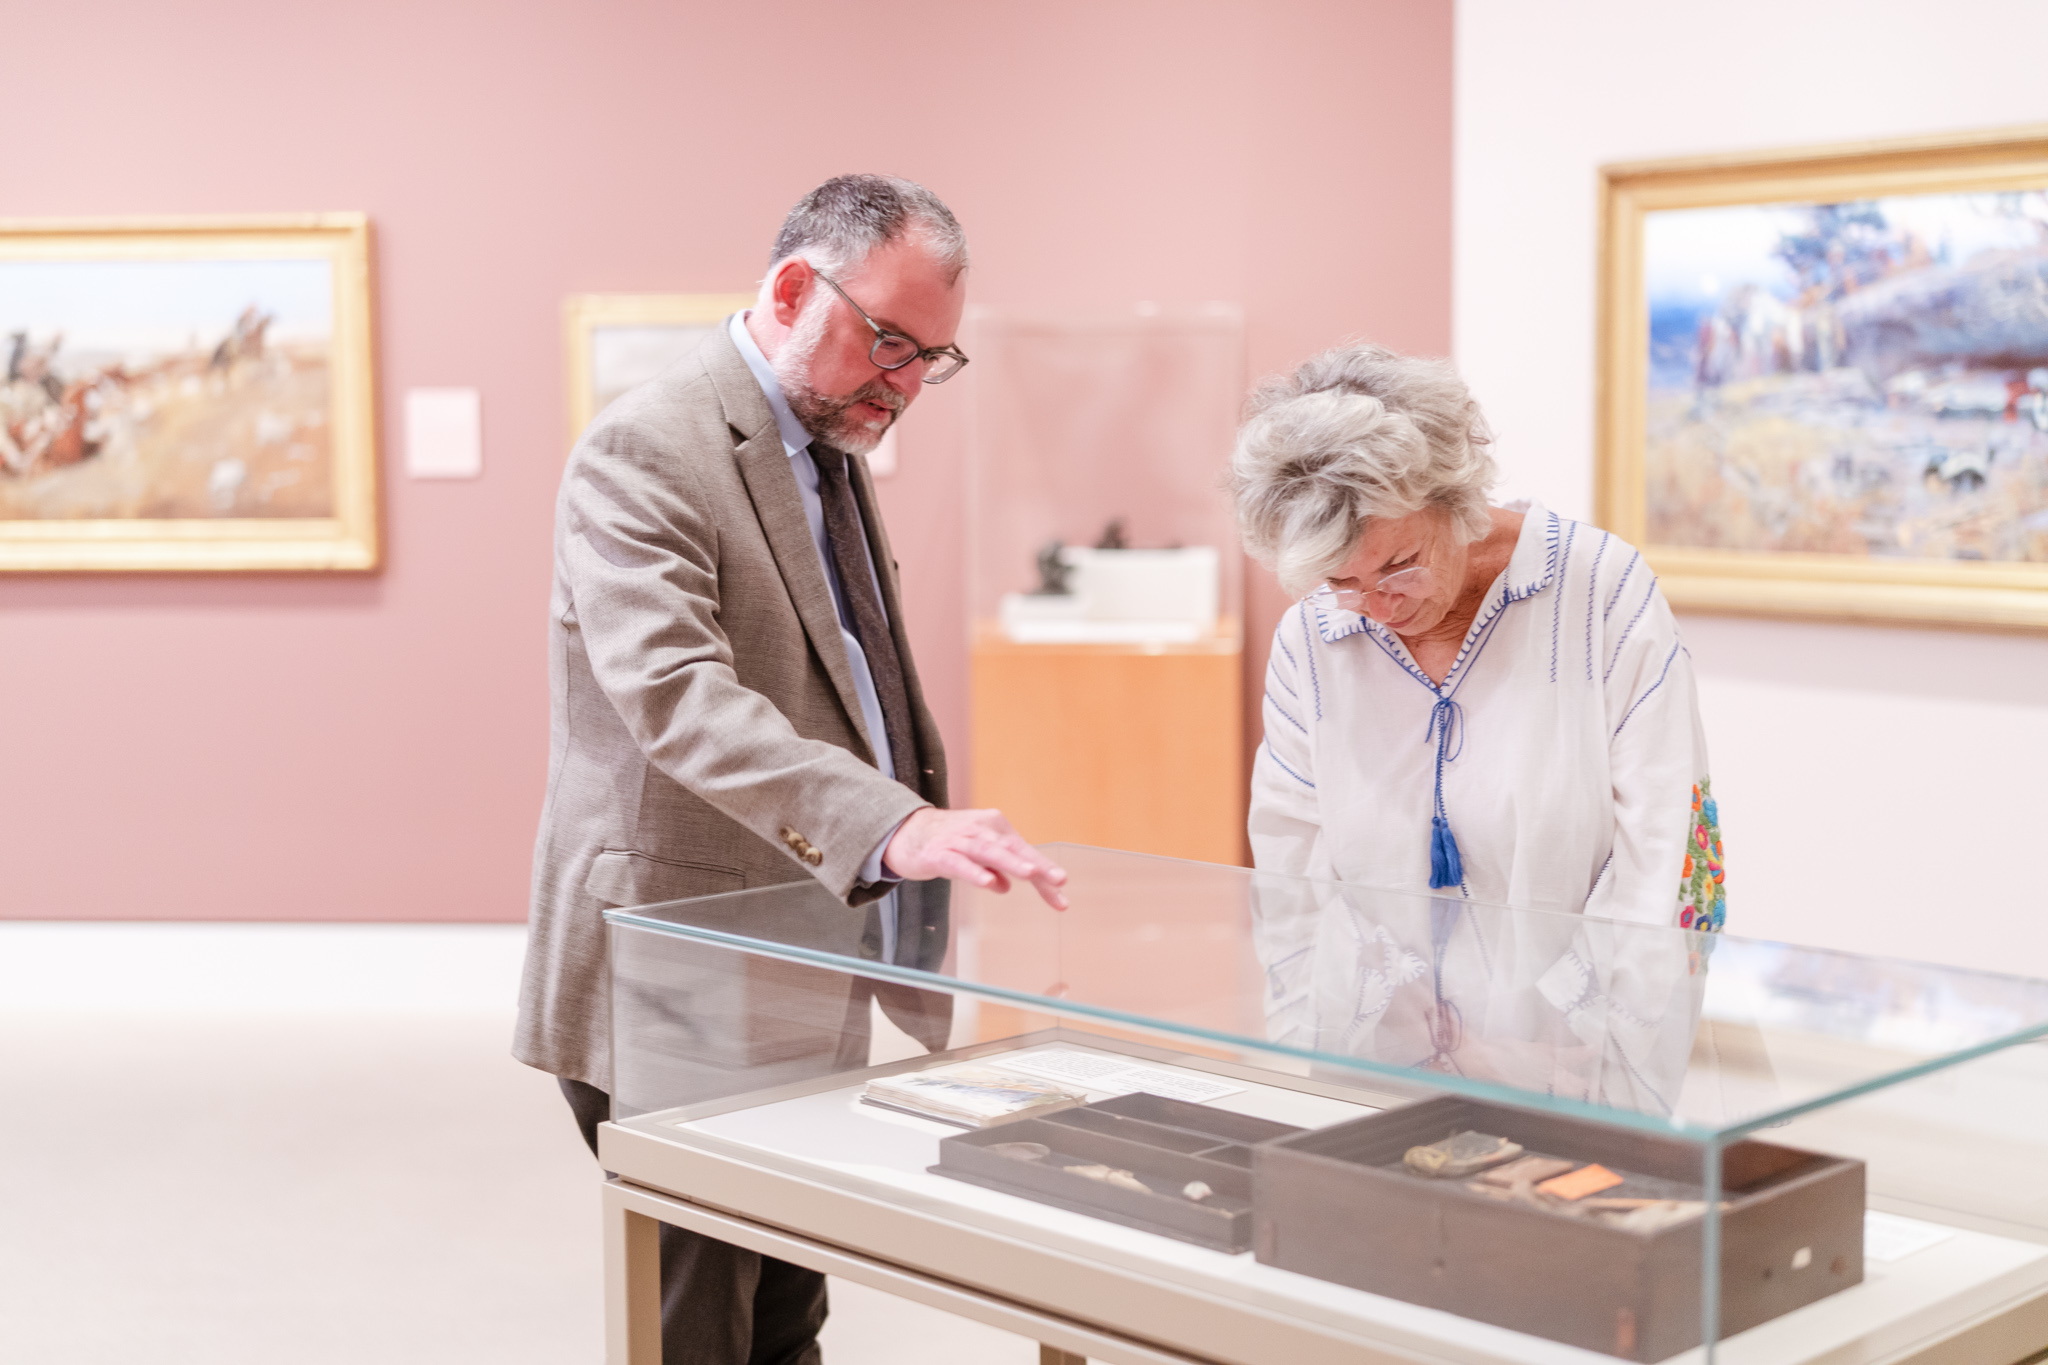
left=595, top=1033, right=2048, bottom=1365
left=970, top=624, right=1243, bottom=863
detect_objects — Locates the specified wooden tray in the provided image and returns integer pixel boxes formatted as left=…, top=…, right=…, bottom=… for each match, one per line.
left=1253, top=1095, right=1864, bottom=1360
left=932, top=1093, right=1300, bottom=1251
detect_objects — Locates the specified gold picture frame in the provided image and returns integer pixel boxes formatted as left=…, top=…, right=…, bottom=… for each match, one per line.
left=563, top=292, right=754, bottom=448
left=1596, top=125, right=2048, bottom=629
left=0, top=213, right=378, bottom=572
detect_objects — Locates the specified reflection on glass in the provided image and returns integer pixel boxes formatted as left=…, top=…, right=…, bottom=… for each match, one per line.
left=612, top=844, right=2048, bottom=1139
left=1252, top=883, right=1706, bottom=1117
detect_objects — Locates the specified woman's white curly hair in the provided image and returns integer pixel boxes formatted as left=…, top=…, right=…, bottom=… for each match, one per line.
left=1229, top=343, right=1497, bottom=597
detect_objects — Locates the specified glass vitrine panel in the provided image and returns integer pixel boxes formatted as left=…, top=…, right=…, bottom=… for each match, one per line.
left=964, top=307, right=1245, bottom=647
left=607, top=845, right=2048, bottom=1362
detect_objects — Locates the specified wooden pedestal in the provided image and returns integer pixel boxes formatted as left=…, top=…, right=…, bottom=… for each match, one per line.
left=969, top=623, right=1244, bottom=864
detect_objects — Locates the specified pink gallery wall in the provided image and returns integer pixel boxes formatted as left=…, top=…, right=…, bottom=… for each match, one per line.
left=0, top=0, right=1450, bottom=922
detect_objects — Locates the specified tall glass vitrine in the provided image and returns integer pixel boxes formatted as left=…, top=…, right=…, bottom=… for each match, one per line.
left=964, top=309, right=1248, bottom=864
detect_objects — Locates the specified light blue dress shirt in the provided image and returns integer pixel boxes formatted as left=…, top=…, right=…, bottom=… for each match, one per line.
left=729, top=313, right=907, bottom=958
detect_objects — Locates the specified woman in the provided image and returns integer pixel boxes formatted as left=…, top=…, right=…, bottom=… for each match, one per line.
left=1233, top=343, right=1723, bottom=931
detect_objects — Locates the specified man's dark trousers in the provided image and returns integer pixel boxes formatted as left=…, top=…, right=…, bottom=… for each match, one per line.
left=559, top=1078, right=826, bottom=1365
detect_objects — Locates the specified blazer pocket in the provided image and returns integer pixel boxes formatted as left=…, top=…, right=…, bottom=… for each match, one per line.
left=584, top=849, right=745, bottom=908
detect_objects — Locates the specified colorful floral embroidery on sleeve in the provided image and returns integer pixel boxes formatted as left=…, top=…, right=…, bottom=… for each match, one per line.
left=1677, top=779, right=1726, bottom=932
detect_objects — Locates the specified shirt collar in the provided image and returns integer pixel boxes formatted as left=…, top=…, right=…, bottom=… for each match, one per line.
left=1501, top=501, right=1559, bottom=603
left=728, top=312, right=814, bottom=459
left=1313, top=502, right=1561, bottom=646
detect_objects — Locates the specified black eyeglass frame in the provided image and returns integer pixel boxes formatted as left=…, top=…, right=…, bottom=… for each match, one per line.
left=814, top=271, right=970, bottom=384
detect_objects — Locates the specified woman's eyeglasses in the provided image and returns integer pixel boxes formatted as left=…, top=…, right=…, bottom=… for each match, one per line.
left=1311, top=565, right=1434, bottom=621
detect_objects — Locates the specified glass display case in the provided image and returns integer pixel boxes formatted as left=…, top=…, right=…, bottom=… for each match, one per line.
left=964, top=309, right=1248, bottom=863
left=965, top=306, right=1245, bottom=648
left=603, top=845, right=2048, bottom=1364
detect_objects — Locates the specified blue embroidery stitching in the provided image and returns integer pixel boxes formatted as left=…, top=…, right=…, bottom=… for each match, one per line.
left=1585, top=532, right=1608, bottom=682
left=1301, top=607, right=1323, bottom=721
left=1262, top=739, right=1315, bottom=788
left=1584, top=850, right=1614, bottom=908
left=1605, top=571, right=1659, bottom=682
left=1550, top=520, right=1578, bottom=683
left=1265, top=691, right=1308, bottom=735
left=1613, top=640, right=1682, bottom=737
left=1605, top=551, right=1639, bottom=619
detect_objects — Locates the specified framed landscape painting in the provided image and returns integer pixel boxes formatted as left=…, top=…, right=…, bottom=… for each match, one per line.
left=563, top=292, right=753, bottom=449
left=0, top=214, right=378, bottom=571
left=1597, top=126, right=2048, bottom=628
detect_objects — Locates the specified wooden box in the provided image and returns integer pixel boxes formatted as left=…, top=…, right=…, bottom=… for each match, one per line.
left=1252, top=1096, right=1864, bottom=1360
left=932, top=1093, right=1299, bottom=1251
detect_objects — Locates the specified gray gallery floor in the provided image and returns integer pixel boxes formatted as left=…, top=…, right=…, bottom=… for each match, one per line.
left=0, top=923, right=1038, bottom=1365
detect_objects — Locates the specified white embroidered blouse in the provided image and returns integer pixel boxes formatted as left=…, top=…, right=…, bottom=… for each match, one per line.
left=1249, top=506, right=1723, bottom=1114
left=1252, top=503, right=1719, bottom=929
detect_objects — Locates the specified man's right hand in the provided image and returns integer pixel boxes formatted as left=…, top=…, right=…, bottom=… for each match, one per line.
left=883, top=808, right=1069, bottom=910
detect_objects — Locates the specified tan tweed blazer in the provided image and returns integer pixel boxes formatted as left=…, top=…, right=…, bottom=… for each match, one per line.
left=515, top=322, right=948, bottom=1090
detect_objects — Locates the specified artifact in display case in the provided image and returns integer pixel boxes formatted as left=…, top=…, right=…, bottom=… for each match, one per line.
left=933, top=1091, right=1299, bottom=1252
left=967, top=310, right=1244, bottom=648
left=862, top=1060, right=1085, bottom=1126
left=602, top=846, right=2048, bottom=1364
left=999, top=517, right=1223, bottom=644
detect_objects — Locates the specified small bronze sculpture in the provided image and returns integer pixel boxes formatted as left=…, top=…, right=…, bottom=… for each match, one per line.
left=1030, top=539, right=1075, bottom=596
left=1094, top=517, right=1129, bottom=550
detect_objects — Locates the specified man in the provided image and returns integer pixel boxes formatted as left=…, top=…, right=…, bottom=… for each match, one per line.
left=515, top=175, right=1067, bottom=1364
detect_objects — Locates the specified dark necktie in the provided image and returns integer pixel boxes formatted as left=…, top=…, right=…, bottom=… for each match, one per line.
left=809, top=444, right=920, bottom=791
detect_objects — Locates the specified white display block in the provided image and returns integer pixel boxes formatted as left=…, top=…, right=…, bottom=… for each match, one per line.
left=997, top=545, right=1220, bottom=644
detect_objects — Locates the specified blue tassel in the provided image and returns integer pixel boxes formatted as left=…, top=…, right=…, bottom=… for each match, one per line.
left=1429, top=816, right=1464, bottom=890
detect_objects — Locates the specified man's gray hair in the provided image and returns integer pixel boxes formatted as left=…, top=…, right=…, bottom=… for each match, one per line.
left=766, top=174, right=969, bottom=286
left=1229, top=343, right=1498, bottom=597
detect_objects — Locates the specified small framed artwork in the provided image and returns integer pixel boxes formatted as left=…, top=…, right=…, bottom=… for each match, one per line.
left=0, top=214, right=378, bottom=571
left=563, top=292, right=754, bottom=448
left=1597, top=125, right=2048, bottom=628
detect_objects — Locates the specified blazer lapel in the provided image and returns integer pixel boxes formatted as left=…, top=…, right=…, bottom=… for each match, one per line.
left=732, top=435, right=878, bottom=767
left=698, top=322, right=880, bottom=765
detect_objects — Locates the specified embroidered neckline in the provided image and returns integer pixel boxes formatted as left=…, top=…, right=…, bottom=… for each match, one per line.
left=1302, top=506, right=1562, bottom=900
left=1313, top=505, right=1562, bottom=670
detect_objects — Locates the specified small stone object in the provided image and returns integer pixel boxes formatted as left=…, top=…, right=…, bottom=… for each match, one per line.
left=1403, top=1130, right=1524, bottom=1179
left=1605, top=1200, right=1705, bottom=1233
left=1067, top=1163, right=1150, bottom=1194
left=1536, top=1163, right=1625, bottom=1201
left=1475, top=1155, right=1577, bottom=1188
left=1182, top=1181, right=1214, bottom=1202
left=986, top=1142, right=1051, bottom=1163
left=1464, top=1180, right=1519, bottom=1201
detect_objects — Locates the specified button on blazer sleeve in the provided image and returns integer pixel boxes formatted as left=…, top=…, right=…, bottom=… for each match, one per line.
left=557, top=408, right=927, bottom=904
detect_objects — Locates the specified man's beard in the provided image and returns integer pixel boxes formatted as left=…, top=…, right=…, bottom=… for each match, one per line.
left=773, top=300, right=904, bottom=455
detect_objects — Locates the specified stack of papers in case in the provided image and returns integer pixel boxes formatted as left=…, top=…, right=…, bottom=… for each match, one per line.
left=862, top=1063, right=1087, bottom=1127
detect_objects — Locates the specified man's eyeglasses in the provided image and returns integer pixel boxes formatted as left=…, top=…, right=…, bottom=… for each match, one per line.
left=815, top=272, right=970, bottom=384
